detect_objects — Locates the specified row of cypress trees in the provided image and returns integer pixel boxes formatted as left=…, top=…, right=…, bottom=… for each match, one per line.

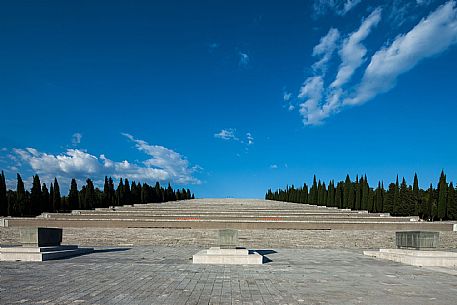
left=265, top=171, right=457, bottom=221
left=0, top=171, right=195, bottom=217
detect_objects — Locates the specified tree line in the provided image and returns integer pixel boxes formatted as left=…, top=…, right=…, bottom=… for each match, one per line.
left=265, top=171, right=457, bottom=221
left=0, top=171, right=195, bottom=217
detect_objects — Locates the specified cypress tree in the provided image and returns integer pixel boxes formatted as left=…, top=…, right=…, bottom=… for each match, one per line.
left=355, top=176, right=361, bottom=210
left=16, top=174, right=27, bottom=216
left=7, top=190, right=17, bottom=216
left=116, top=178, right=124, bottom=206
left=103, top=176, right=110, bottom=207
left=327, top=180, right=335, bottom=207
left=124, top=179, right=131, bottom=204
left=30, top=175, right=42, bottom=216
left=393, top=175, right=399, bottom=215
left=85, top=179, right=96, bottom=209
left=413, top=173, right=420, bottom=215
left=317, top=180, right=323, bottom=205
left=426, top=183, right=434, bottom=221
left=335, top=182, right=343, bottom=208
left=398, top=177, right=412, bottom=216
left=437, top=170, right=448, bottom=220
left=361, top=175, right=369, bottom=211
left=49, top=183, right=54, bottom=212
left=68, top=179, right=79, bottom=210
left=375, top=182, right=383, bottom=213
left=53, top=178, right=61, bottom=212
left=41, top=183, right=49, bottom=212
left=348, top=182, right=355, bottom=210
left=343, top=175, right=351, bottom=209
left=447, top=183, right=457, bottom=220
left=310, top=175, right=318, bottom=204
left=108, top=177, right=115, bottom=206
left=0, top=171, right=7, bottom=216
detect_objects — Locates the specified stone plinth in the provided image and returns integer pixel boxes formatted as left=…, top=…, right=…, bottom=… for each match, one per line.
left=0, top=245, right=94, bottom=262
left=193, top=229, right=263, bottom=264
left=0, top=227, right=93, bottom=261
left=20, top=227, right=62, bottom=247
left=364, top=248, right=457, bottom=267
left=193, top=247, right=263, bottom=265
left=396, top=231, right=439, bottom=249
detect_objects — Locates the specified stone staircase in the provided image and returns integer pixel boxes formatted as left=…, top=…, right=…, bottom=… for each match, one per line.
left=1, top=198, right=455, bottom=231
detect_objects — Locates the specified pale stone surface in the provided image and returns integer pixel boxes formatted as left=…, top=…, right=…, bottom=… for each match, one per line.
left=364, top=248, right=457, bottom=267
left=207, top=247, right=249, bottom=255
left=2, top=246, right=457, bottom=304
left=193, top=249, right=263, bottom=265
left=0, top=245, right=93, bottom=261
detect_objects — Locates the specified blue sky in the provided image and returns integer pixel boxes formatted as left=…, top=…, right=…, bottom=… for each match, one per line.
left=1, top=0, right=457, bottom=198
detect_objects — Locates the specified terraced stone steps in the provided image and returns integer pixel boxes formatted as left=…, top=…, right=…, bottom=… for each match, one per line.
left=1, top=198, right=454, bottom=231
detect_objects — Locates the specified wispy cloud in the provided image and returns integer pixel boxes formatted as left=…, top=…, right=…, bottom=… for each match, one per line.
left=214, top=129, right=254, bottom=147
left=312, top=28, right=340, bottom=74
left=346, top=1, right=457, bottom=106
left=313, top=0, right=363, bottom=17
left=331, top=8, right=382, bottom=89
left=72, top=132, right=82, bottom=146
left=246, top=133, right=254, bottom=145
left=239, top=52, right=250, bottom=67
left=270, top=164, right=278, bottom=169
left=214, top=129, right=239, bottom=141
left=11, top=134, right=200, bottom=188
left=293, top=1, right=457, bottom=126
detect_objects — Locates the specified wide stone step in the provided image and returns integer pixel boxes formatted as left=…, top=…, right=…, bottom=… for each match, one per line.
left=4, top=218, right=453, bottom=231
left=39, top=214, right=418, bottom=222
left=0, top=246, right=93, bottom=261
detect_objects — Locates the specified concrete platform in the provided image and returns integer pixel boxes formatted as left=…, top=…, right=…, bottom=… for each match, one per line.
left=193, top=247, right=263, bottom=264
left=364, top=248, right=457, bottom=267
left=0, top=245, right=94, bottom=261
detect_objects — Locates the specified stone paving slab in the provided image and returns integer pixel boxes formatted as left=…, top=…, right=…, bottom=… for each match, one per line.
left=1, top=246, right=457, bottom=305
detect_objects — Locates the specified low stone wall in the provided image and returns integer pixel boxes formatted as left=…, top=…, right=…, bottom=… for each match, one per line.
left=1, top=227, right=457, bottom=249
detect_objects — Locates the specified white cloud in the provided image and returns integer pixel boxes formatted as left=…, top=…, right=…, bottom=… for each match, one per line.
left=298, top=76, right=327, bottom=125
left=346, top=1, right=457, bottom=106
left=341, top=0, right=362, bottom=15
left=296, top=7, right=383, bottom=125
left=331, top=7, right=382, bottom=89
left=12, top=134, right=200, bottom=187
left=270, top=164, right=278, bottom=169
left=72, top=133, right=82, bottom=145
left=312, top=28, right=341, bottom=73
left=283, top=92, right=292, bottom=102
left=314, top=0, right=363, bottom=17
left=239, top=52, right=250, bottom=67
left=121, top=133, right=200, bottom=184
left=214, top=129, right=239, bottom=141
left=246, top=133, right=254, bottom=145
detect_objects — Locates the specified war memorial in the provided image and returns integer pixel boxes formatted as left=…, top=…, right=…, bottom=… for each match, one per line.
left=1, top=198, right=457, bottom=304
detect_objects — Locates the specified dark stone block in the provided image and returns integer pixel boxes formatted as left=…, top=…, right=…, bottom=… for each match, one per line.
left=20, top=227, right=62, bottom=247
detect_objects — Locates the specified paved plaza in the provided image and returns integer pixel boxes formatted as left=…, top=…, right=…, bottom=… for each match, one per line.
left=1, top=246, right=457, bottom=305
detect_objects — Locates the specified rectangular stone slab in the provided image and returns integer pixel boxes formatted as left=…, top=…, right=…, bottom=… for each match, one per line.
left=396, top=231, right=439, bottom=249
left=20, top=227, right=62, bottom=247
left=193, top=250, right=263, bottom=265
left=218, top=229, right=238, bottom=249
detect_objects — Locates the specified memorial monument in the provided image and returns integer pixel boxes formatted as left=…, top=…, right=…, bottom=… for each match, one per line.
left=193, top=229, right=263, bottom=264
left=0, top=227, right=94, bottom=262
